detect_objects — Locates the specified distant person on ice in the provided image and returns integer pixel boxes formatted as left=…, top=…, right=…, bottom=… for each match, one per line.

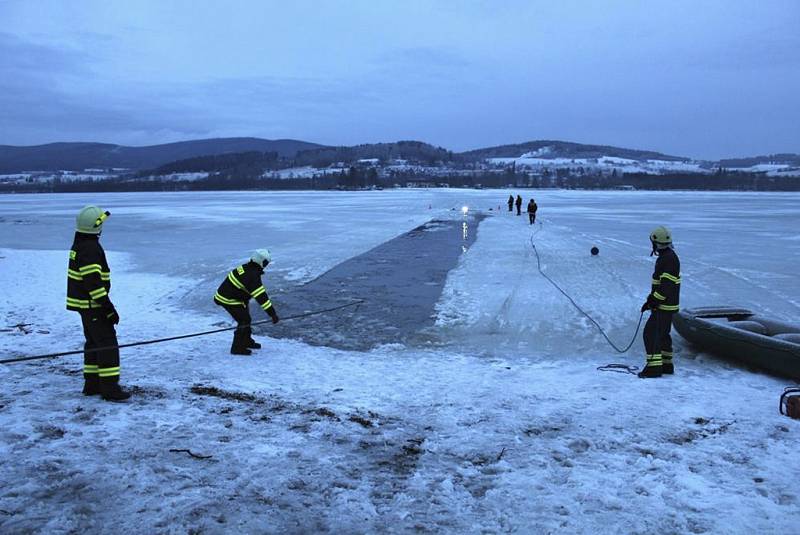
left=66, top=206, right=130, bottom=401
left=507, top=195, right=514, bottom=212
left=527, top=198, right=538, bottom=225
left=214, top=249, right=280, bottom=355
left=639, top=226, right=681, bottom=378
left=515, top=195, right=522, bottom=215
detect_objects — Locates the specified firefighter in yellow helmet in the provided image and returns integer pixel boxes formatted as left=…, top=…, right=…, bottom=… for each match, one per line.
left=639, top=226, right=681, bottom=378
left=214, top=249, right=280, bottom=355
left=66, top=206, right=130, bottom=401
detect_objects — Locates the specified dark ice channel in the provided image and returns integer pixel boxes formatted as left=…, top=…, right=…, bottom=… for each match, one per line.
left=259, top=213, right=485, bottom=351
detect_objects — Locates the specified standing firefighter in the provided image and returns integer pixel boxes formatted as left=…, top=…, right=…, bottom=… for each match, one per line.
left=507, top=195, right=514, bottom=212
left=214, top=249, right=279, bottom=355
left=527, top=198, right=538, bottom=225
left=639, top=226, right=681, bottom=378
left=67, top=206, right=130, bottom=401
left=515, top=195, right=522, bottom=216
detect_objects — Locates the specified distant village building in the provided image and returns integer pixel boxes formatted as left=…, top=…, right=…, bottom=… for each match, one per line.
left=405, top=180, right=437, bottom=188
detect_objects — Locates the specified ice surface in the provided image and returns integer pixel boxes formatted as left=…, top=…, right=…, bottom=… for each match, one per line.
left=1, top=190, right=799, bottom=533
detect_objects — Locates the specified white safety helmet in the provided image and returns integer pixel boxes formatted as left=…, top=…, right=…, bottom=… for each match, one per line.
left=251, top=248, right=272, bottom=267
left=649, top=226, right=672, bottom=250
left=76, top=205, right=110, bottom=235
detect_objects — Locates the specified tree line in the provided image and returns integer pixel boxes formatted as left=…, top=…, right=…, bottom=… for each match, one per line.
left=1, top=168, right=798, bottom=193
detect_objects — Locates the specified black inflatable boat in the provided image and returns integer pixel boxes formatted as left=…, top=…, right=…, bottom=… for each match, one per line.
left=673, top=306, right=800, bottom=379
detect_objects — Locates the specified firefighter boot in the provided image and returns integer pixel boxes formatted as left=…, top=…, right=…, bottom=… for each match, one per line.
left=82, top=375, right=101, bottom=396
left=662, top=353, right=674, bottom=374
left=247, top=339, right=262, bottom=349
left=637, top=365, right=663, bottom=378
left=638, top=354, right=663, bottom=378
left=100, top=377, right=131, bottom=402
left=231, top=334, right=252, bottom=355
left=231, top=326, right=252, bottom=355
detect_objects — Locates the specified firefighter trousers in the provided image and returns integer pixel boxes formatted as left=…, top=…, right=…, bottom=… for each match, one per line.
left=221, top=304, right=255, bottom=351
left=642, top=310, right=674, bottom=368
left=79, top=310, right=121, bottom=384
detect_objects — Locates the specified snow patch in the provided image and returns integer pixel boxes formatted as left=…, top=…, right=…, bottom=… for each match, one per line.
left=1, top=191, right=799, bottom=532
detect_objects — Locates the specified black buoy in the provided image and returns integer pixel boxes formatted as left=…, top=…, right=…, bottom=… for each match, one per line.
left=590, top=246, right=599, bottom=256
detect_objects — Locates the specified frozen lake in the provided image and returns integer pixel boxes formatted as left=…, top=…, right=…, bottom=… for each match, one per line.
left=1, top=189, right=799, bottom=533
left=1, top=189, right=797, bottom=352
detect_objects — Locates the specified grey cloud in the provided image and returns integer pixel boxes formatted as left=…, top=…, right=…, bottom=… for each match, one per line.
left=683, top=30, right=800, bottom=71
left=0, top=32, right=93, bottom=77
left=0, top=83, right=211, bottom=144
left=370, top=46, right=477, bottom=89
left=382, top=47, right=474, bottom=70
left=0, top=33, right=214, bottom=143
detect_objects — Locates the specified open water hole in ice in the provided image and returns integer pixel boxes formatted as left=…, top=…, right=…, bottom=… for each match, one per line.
left=262, top=213, right=485, bottom=350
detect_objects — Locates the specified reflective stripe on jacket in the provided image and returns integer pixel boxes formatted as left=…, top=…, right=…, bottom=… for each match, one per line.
left=66, top=232, right=112, bottom=311
left=214, top=261, right=273, bottom=312
left=648, top=247, right=681, bottom=312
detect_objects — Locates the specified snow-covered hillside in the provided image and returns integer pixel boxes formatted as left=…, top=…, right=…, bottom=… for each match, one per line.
left=488, top=144, right=709, bottom=175
left=728, top=164, right=800, bottom=177
left=486, top=145, right=800, bottom=177
left=1, top=190, right=798, bottom=533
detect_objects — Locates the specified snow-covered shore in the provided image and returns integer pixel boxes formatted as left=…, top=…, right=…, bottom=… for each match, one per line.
left=1, top=190, right=798, bottom=533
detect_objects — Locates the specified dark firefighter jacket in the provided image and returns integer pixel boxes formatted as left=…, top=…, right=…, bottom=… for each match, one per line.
left=214, top=261, right=274, bottom=312
left=66, top=232, right=113, bottom=312
left=647, top=247, right=681, bottom=312
left=527, top=201, right=538, bottom=214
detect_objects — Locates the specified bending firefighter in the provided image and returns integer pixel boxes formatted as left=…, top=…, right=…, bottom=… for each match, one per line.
left=214, top=249, right=279, bottom=355
left=639, top=226, right=681, bottom=378
left=66, top=206, right=130, bottom=401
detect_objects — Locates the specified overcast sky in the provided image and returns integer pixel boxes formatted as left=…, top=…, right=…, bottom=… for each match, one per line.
left=0, top=0, right=798, bottom=159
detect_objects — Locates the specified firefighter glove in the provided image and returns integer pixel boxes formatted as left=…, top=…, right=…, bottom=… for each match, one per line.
left=106, top=306, right=120, bottom=325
